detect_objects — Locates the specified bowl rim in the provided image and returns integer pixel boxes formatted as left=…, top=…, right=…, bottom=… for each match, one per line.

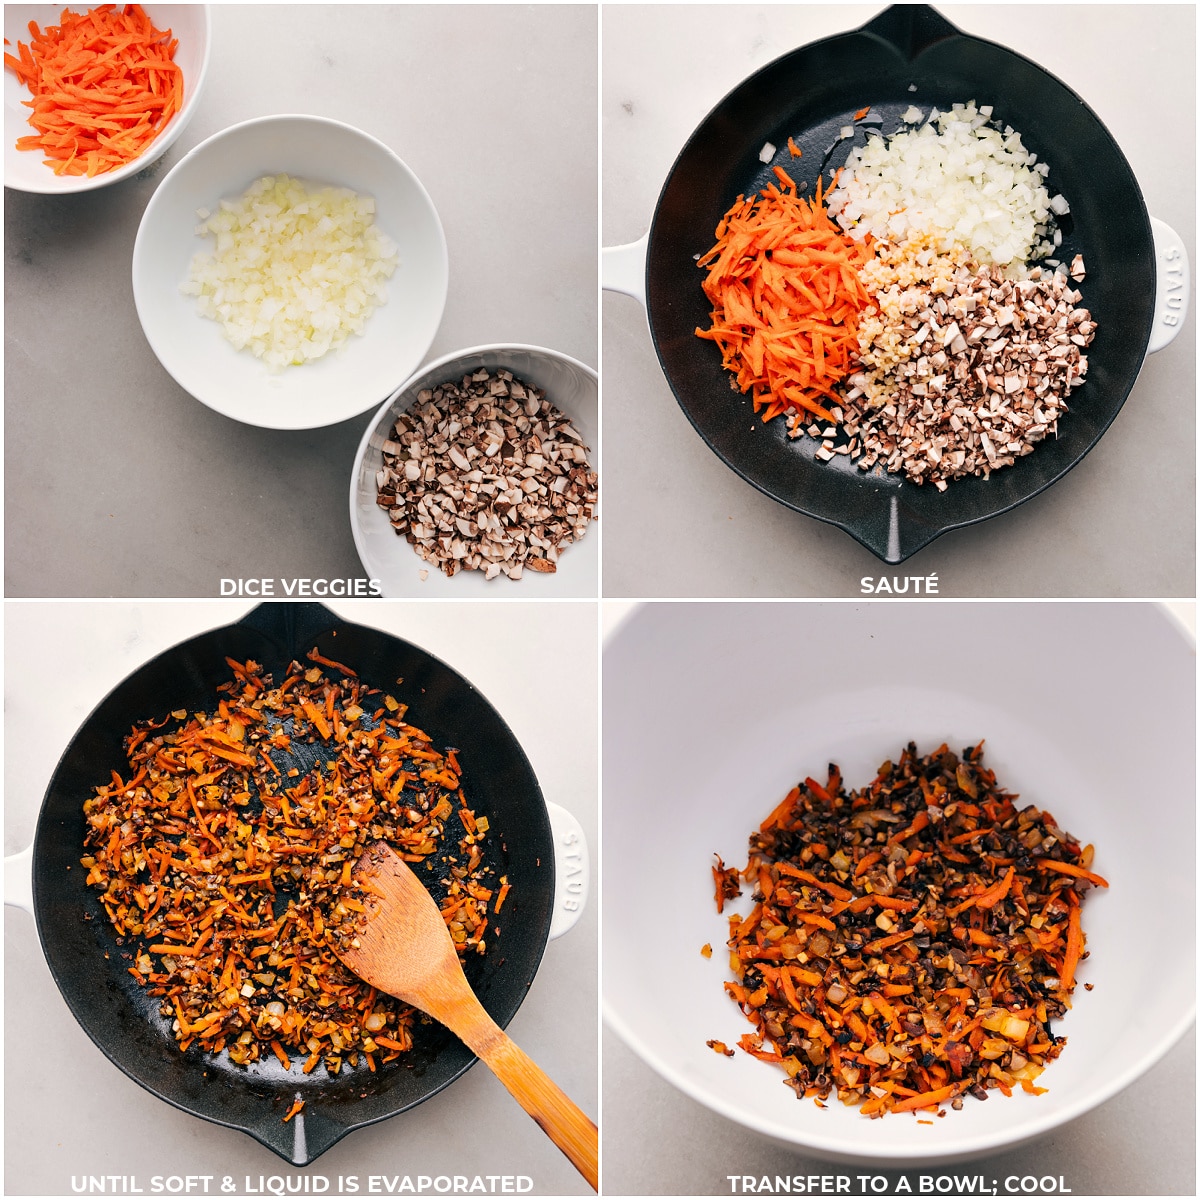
left=3, top=3, right=212, bottom=194
left=602, top=999, right=1197, bottom=1164
left=348, top=341, right=599, bottom=586
left=130, top=111, right=449, bottom=430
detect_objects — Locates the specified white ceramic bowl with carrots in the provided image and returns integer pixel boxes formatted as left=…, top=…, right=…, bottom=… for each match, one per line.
left=603, top=601, right=1195, bottom=1165
left=3, top=4, right=210, bottom=194
left=132, top=113, right=449, bottom=429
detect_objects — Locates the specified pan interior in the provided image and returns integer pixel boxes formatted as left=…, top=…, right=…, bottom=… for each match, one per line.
left=648, top=13, right=1153, bottom=561
left=32, top=612, right=554, bottom=1161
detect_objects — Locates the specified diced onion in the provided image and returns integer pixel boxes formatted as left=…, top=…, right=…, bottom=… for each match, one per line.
left=182, top=173, right=399, bottom=373
left=826, top=101, right=1059, bottom=267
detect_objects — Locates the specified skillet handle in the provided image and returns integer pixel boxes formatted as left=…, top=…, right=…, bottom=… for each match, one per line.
left=545, top=802, right=589, bottom=940
left=4, top=844, right=34, bottom=916
left=601, top=233, right=648, bottom=308
left=1148, top=217, right=1189, bottom=354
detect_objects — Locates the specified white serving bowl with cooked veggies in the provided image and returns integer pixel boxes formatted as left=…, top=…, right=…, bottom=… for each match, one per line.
left=3, top=4, right=210, bottom=194
left=603, top=602, right=1195, bottom=1165
left=132, top=114, right=448, bottom=429
left=350, top=344, right=599, bottom=598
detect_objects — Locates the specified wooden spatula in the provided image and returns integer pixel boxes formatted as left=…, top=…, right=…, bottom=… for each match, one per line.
left=335, top=841, right=598, bottom=1191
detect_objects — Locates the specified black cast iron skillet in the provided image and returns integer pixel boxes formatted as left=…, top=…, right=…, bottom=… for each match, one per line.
left=641, top=4, right=1156, bottom=562
left=26, top=603, right=556, bottom=1165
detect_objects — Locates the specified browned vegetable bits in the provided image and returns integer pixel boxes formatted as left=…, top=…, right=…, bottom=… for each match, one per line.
left=714, top=741, right=1107, bottom=1117
left=376, top=369, right=598, bottom=580
left=81, top=651, right=498, bottom=1075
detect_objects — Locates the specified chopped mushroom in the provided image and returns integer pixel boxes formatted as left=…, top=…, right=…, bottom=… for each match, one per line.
left=801, top=237, right=1097, bottom=487
left=376, top=371, right=598, bottom=580
left=715, top=742, right=1106, bottom=1116
left=81, top=652, right=499, bottom=1075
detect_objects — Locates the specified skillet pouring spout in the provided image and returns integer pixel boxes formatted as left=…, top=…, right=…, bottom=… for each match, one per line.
left=861, top=4, right=961, bottom=61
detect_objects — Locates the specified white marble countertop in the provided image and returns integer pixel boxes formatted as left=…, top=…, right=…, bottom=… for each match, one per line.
left=602, top=5, right=1195, bottom=598
left=4, top=600, right=598, bottom=1195
left=4, top=4, right=597, bottom=597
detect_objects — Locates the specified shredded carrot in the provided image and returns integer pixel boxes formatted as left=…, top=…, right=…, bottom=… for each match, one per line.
left=1059, top=898, right=1083, bottom=994
left=949, top=864, right=1016, bottom=916
left=81, top=651, right=502, bottom=1078
left=787, top=136, right=802, bottom=158
left=373, top=1034, right=410, bottom=1053
left=854, top=106, right=871, bottom=121
left=4, top=5, right=183, bottom=177
left=889, top=1084, right=958, bottom=1114
left=282, top=1097, right=305, bottom=1123
left=307, top=648, right=359, bottom=677
left=887, top=810, right=929, bottom=845
left=716, top=742, right=1105, bottom=1118
left=862, top=928, right=915, bottom=954
left=695, top=174, right=872, bottom=424
left=713, top=854, right=742, bottom=913
left=1034, top=859, right=1110, bottom=889
left=854, top=850, right=883, bottom=879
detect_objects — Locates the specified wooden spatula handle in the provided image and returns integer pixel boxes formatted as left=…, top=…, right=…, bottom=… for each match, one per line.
left=478, top=1032, right=598, bottom=1190
left=442, top=992, right=598, bottom=1191
left=341, top=843, right=597, bottom=1189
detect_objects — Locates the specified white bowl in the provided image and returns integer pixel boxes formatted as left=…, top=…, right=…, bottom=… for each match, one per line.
left=603, top=602, right=1195, bottom=1165
left=4, top=4, right=210, bottom=193
left=351, top=344, right=599, bottom=597
left=132, top=114, right=448, bottom=430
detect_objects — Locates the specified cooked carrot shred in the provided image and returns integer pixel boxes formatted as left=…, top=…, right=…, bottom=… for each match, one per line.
left=307, top=648, right=359, bottom=677
left=80, top=651, right=504, bottom=1077
left=715, top=742, right=1106, bottom=1117
left=4, top=5, right=183, bottom=177
left=695, top=175, right=872, bottom=424
left=1059, top=897, right=1083, bottom=992
left=888, top=1084, right=956, bottom=1114
left=1034, top=858, right=1110, bottom=889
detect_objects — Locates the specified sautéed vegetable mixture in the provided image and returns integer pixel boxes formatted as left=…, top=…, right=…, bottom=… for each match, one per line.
left=81, top=650, right=505, bottom=1075
left=711, top=742, right=1106, bottom=1116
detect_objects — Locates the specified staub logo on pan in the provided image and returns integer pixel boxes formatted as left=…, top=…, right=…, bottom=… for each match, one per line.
left=1162, top=246, right=1186, bottom=328
left=558, top=829, right=585, bottom=914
